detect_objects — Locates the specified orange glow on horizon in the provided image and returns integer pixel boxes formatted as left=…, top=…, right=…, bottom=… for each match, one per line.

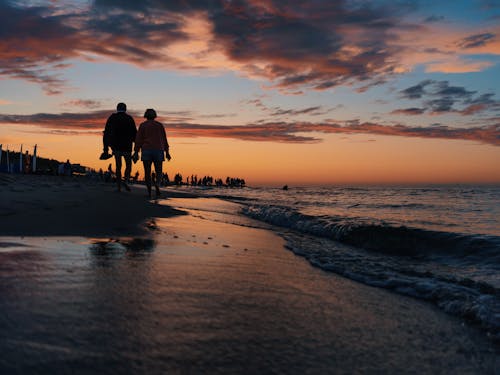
left=3, top=126, right=499, bottom=186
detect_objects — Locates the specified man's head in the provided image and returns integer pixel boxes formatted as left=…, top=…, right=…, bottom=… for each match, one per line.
left=116, top=102, right=127, bottom=112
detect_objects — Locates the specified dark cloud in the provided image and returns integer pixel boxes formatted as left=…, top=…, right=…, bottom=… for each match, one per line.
left=423, top=15, right=444, bottom=23
left=391, top=108, right=426, bottom=115
left=200, top=113, right=237, bottom=119
left=0, top=2, right=81, bottom=94
left=466, top=93, right=497, bottom=105
left=457, top=32, right=495, bottom=48
left=396, top=80, right=498, bottom=115
left=0, top=0, right=412, bottom=94
left=0, top=110, right=109, bottom=129
left=399, top=80, right=433, bottom=99
left=62, top=99, right=102, bottom=109
left=245, top=98, right=334, bottom=117
left=1, top=110, right=499, bottom=146
left=432, top=81, right=476, bottom=98
left=425, top=97, right=456, bottom=113
left=269, top=106, right=329, bottom=117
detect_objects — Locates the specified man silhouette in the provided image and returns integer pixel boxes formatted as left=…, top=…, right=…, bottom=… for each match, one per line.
left=102, top=102, right=137, bottom=192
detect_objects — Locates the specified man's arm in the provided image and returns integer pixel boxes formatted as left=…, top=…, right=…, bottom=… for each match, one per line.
left=103, top=116, right=113, bottom=152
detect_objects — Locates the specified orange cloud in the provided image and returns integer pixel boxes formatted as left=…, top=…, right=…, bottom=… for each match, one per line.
left=1, top=111, right=499, bottom=146
left=393, top=22, right=500, bottom=74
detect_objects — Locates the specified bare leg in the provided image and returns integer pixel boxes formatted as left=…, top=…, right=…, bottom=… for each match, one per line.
left=114, top=154, right=122, bottom=191
left=153, top=161, right=163, bottom=197
left=143, top=160, right=152, bottom=198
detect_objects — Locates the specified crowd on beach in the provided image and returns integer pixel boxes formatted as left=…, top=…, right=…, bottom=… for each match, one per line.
left=90, top=168, right=246, bottom=189
left=173, top=173, right=246, bottom=188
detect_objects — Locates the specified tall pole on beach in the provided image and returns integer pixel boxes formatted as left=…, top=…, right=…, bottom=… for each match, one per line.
left=32, top=144, right=37, bottom=173
left=0, top=144, right=2, bottom=170
left=6, top=148, right=10, bottom=173
left=19, top=144, right=23, bottom=174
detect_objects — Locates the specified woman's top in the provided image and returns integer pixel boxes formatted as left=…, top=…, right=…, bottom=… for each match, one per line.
left=134, top=120, right=169, bottom=152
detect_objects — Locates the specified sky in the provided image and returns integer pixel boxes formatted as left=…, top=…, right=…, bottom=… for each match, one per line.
left=0, top=0, right=499, bottom=186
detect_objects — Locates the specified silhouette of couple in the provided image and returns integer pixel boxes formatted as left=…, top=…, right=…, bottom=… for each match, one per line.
left=102, top=102, right=171, bottom=198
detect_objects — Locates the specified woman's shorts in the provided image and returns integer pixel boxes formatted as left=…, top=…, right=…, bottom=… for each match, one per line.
left=141, top=149, right=164, bottom=162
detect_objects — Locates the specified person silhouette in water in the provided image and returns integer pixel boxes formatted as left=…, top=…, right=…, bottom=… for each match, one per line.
left=102, top=102, right=137, bottom=192
left=133, top=109, right=171, bottom=199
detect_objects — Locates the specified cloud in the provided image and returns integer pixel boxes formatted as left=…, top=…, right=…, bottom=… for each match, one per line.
left=245, top=98, right=334, bottom=117
left=457, top=33, right=496, bottom=48
left=0, top=2, right=80, bottom=95
left=269, top=106, right=330, bottom=117
left=423, top=15, right=444, bottom=23
left=62, top=99, right=103, bottom=109
left=2, top=0, right=499, bottom=96
left=1, top=110, right=499, bottom=146
left=390, top=108, right=426, bottom=115
left=425, top=59, right=493, bottom=73
left=0, top=111, right=109, bottom=130
left=399, top=80, right=433, bottom=99
left=395, top=80, right=499, bottom=115
left=392, top=19, right=500, bottom=74
left=0, top=0, right=417, bottom=94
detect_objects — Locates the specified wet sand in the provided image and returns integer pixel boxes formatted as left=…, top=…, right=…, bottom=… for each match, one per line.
left=0, top=174, right=498, bottom=373
left=0, top=174, right=185, bottom=236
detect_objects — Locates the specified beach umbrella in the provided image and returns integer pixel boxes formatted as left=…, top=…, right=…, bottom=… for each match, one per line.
left=32, top=144, right=37, bottom=173
left=19, top=144, right=23, bottom=173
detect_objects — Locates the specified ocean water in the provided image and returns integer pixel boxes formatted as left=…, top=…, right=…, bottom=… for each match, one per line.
left=172, top=185, right=500, bottom=340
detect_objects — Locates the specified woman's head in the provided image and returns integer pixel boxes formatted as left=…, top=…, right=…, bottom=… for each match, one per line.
left=144, top=108, right=157, bottom=120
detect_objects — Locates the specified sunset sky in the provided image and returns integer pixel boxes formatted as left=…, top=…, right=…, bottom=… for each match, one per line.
left=0, top=0, right=499, bottom=185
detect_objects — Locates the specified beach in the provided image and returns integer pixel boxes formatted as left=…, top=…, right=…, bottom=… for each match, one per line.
left=0, top=174, right=498, bottom=374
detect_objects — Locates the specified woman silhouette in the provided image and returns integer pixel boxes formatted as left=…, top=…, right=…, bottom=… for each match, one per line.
left=133, top=109, right=171, bottom=198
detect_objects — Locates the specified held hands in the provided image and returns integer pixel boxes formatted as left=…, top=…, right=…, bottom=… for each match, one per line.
left=165, top=150, right=171, bottom=161
left=132, top=151, right=139, bottom=164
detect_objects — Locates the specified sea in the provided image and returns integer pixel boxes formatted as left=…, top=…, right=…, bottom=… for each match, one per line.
left=170, top=184, right=500, bottom=340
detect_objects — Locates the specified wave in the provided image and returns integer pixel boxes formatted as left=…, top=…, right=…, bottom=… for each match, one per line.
left=241, top=204, right=500, bottom=259
left=240, top=203, right=500, bottom=340
left=282, top=231, right=500, bottom=341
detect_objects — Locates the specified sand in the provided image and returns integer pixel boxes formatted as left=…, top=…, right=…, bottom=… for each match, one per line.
left=0, top=174, right=498, bottom=373
left=0, top=174, right=185, bottom=236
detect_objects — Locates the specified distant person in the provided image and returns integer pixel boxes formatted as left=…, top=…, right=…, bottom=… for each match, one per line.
left=23, top=150, right=31, bottom=174
left=102, top=102, right=137, bottom=192
left=64, top=159, right=72, bottom=176
left=133, top=109, right=171, bottom=199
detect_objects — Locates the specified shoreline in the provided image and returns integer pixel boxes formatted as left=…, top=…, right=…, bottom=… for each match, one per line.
left=0, top=173, right=498, bottom=373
